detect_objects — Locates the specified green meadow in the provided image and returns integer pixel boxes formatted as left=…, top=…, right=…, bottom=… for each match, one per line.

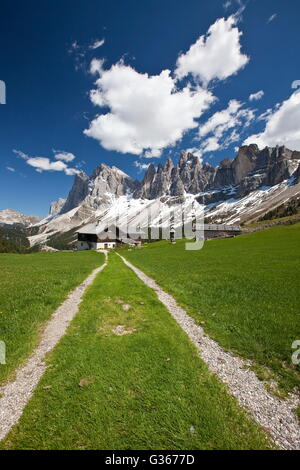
left=0, top=251, right=103, bottom=384
left=1, top=253, right=271, bottom=450
left=122, top=223, right=300, bottom=395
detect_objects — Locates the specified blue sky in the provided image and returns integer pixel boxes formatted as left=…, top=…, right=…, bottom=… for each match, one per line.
left=0, top=0, right=300, bottom=217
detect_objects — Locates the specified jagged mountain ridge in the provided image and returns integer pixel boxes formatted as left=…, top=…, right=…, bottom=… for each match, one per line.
left=58, top=144, right=300, bottom=214
left=28, top=144, right=300, bottom=246
left=60, top=164, right=139, bottom=215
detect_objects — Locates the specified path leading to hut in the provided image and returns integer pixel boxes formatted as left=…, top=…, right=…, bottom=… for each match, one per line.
left=1, top=250, right=298, bottom=449
left=0, top=252, right=270, bottom=450
left=0, top=260, right=107, bottom=442
left=117, top=254, right=300, bottom=450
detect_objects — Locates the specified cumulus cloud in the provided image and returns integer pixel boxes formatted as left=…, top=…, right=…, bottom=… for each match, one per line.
left=84, top=15, right=251, bottom=157
left=198, top=99, right=255, bottom=153
left=53, top=150, right=76, bottom=162
left=84, top=61, right=215, bottom=156
left=267, top=13, right=277, bottom=24
left=6, top=166, right=15, bottom=172
left=175, top=16, right=249, bottom=85
left=249, top=90, right=264, bottom=101
left=244, top=91, right=300, bottom=150
left=144, top=149, right=162, bottom=158
left=13, top=150, right=80, bottom=176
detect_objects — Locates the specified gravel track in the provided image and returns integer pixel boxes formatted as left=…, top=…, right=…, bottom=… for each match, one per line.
left=119, top=254, right=300, bottom=450
left=0, top=261, right=107, bottom=442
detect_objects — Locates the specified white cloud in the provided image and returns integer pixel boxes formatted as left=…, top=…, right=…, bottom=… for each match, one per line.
left=90, top=58, right=105, bottom=77
left=13, top=150, right=80, bottom=176
left=223, top=1, right=232, bottom=9
left=199, top=99, right=241, bottom=136
left=64, top=167, right=81, bottom=176
left=27, top=157, right=68, bottom=172
left=257, top=107, right=274, bottom=121
left=134, top=161, right=151, bottom=171
left=267, top=13, right=277, bottom=24
left=201, top=136, right=221, bottom=153
left=89, top=38, right=105, bottom=50
left=249, top=90, right=264, bottom=101
left=53, top=150, right=76, bottom=162
left=84, top=61, right=215, bottom=156
left=84, top=16, right=251, bottom=157
left=69, top=41, right=79, bottom=52
left=6, top=166, right=15, bottom=172
left=144, top=149, right=162, bottom=158
left=175, top=16, right=249, bottom=85
left=69, top=38, right=104, bottom=71
left=244, top=91, right=300, bottom=151
left=198, top=99, right=255, bottom=153
left=13, top=149, right=28, bottom=160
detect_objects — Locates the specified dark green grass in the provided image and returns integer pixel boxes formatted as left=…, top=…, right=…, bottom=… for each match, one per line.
left=1, top=253, right=271, bottom=450
left=122, top=224, right=300, bottom=395
left=0, top=250, right=103, bottom=384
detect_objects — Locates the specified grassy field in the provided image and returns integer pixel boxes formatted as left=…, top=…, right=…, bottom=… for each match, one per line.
left=1, top=253, right=271, bottom=450
left=122, top=224, right=300, bottom=396
left=0, top=250, right=104, bottom=384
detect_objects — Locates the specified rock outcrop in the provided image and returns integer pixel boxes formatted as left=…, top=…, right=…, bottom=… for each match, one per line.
left=61, top=171, right=90, bottom=214
left=49, top=198, right=66, bottom=217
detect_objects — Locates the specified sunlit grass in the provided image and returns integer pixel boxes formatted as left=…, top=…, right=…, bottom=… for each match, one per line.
left=0, top=250, right=104, bottom=384
left=122, top=224, right=300, bottom=394
left=1, top=253, right=271, bottom=450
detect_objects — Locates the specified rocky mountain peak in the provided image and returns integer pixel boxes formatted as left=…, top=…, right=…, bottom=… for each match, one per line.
left=164, top=157, right=174, bottom=172
left=0, top=209, right=41, bottom=227
left=61, top=171, right=90, bottom=214
left=219, top=158, right=232, bottom=167
left=51, top=144, right=300, bottom=219
left=61, top=164, right=140, bottom=214
left=49, top=198, right=66, bottom=217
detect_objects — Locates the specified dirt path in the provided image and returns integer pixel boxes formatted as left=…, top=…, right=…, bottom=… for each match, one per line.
left=0, top=261, right=107, bottom=442
left=118, top=254, right=300, bottom=450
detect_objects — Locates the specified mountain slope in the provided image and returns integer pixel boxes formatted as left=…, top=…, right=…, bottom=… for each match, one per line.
left=27, top=144, right=300, bottom=246
left=0, top=209, right=41, bottom=227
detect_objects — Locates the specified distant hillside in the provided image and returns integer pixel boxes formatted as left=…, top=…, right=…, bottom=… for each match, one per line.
left=259, top=196, right=300, bottom=221
left=0, top=224, right=40, bottom=253
left=0, top=237, right=28, bottom=253
left=0, top=224, right=29, bottom=247
left=47, top=227, right=79, bottom=250
left=0, top=209, right=41, bottom=227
